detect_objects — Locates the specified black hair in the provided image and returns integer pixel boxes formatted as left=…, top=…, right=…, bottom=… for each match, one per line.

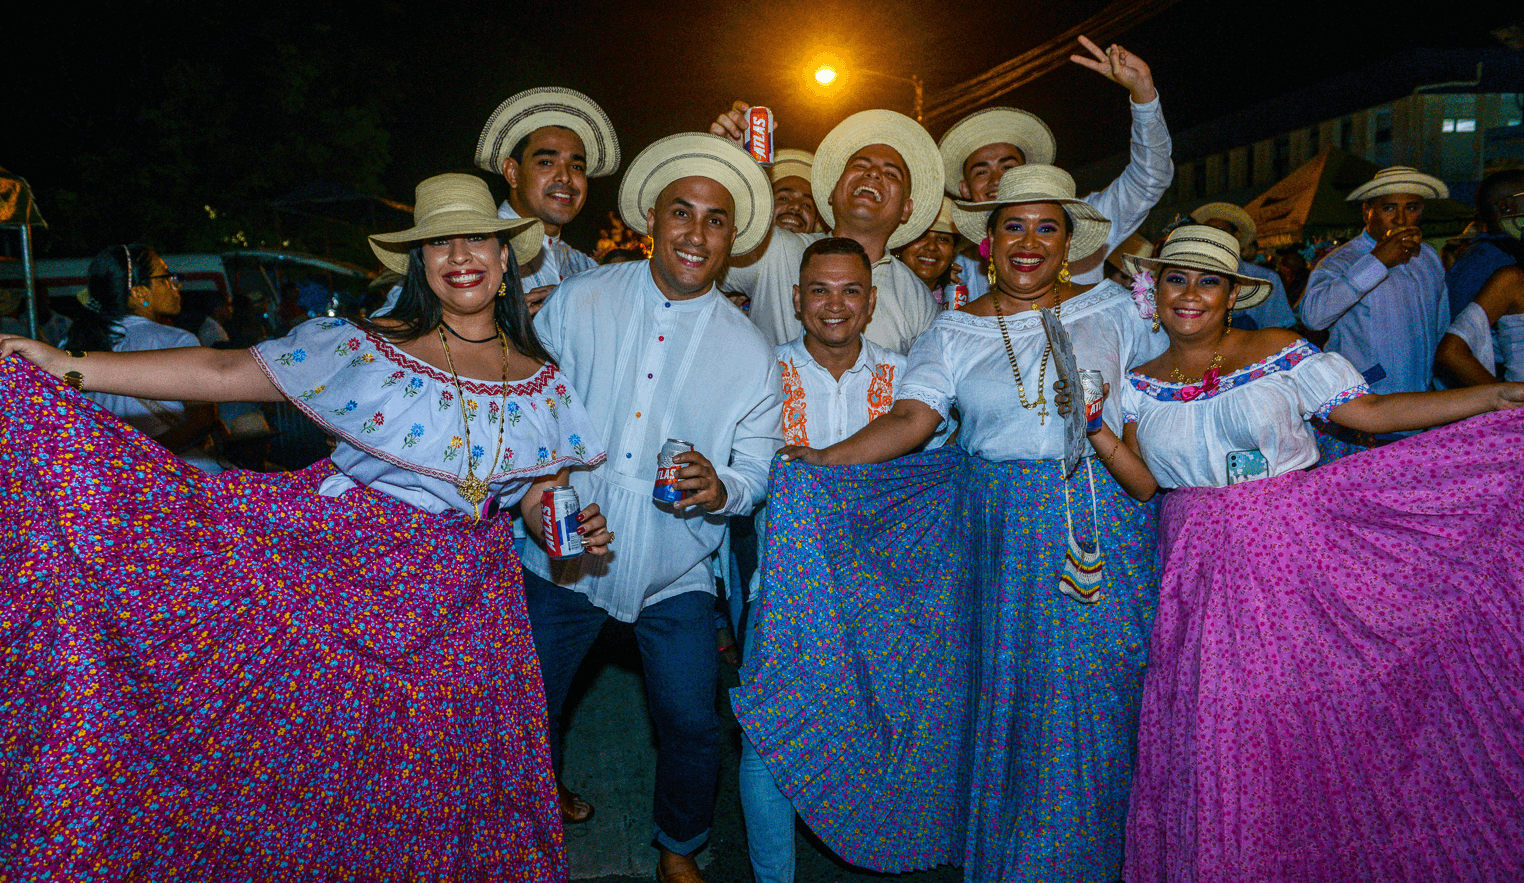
left=599, top=248, right=646, bottom=265
left=800, top=236, right=871, bottom=277
left=986, top=204, right=1073, bottom=236
left=1477, top=168, right=1524, bottom=228
left=358, top=239, right=553, bottom=366
left=68, top=243, right=157, bottom=351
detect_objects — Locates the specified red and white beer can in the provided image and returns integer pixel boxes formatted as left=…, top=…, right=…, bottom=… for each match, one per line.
left=1079, top=369, right=1106, bottom=434
left=654, top=438, right=695, bottom=505
left=542, top=485, right=584, bottom=559
left=746, top=107, right=775, bottom=164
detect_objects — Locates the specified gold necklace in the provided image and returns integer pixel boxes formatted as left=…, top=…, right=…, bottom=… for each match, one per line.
left=991, top=290, right=1063, bottom=425
left=1169, top=328, right=1231, bottom=384
left=437, top=325, right=510, bottom=521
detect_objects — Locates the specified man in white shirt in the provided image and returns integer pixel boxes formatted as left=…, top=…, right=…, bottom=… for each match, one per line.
left=739, top=236, right=904, bottom=883
left=769, top=148, right=820, bottom=234
left=1190, top=202, right=1296, bottom=329
left=475, top=86, right=620, bottom=314
left=1300, top=165, right=1451, bottom=396
left=710, top=106, right=944, bottom=355
left=522, top=133, right=783, bottom=883
left=943, top=36, right=1173, bottom=294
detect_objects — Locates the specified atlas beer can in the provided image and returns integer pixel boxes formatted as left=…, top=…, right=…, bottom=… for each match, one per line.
left=654, top=438, right=695, bottom=504
left=948, top=283, right=970, bottom=310
left=541, top=485, right=583, bottom=559
left=745, top=107, right=775, bottom=164
left=1079, top=369, right=1106, bottom=434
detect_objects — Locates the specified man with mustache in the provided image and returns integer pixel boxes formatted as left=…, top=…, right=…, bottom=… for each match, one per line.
left=770, top=149, right=821, bottom=234
left=941, top=36, right=1172, bottom=300
left=711, top=107, right=944, bottom=355
left=475, top=87, right=621, bottom=315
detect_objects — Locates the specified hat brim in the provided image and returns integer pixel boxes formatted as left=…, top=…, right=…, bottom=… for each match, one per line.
left=950, top=194, right=1111, bottom=263
left=618, top=132, right=773, bottom=256
left=1346, top=173, right=1450, bottom=202
left=811, top=110, right=945, bottom=251
left=938, top=108, right=1057, bottom=197
left=1190, top=203, right=1257, bottom=253
left=1121, top=253, right=1274, bottom=310
left=368, top=214, right=543, bottom=276
left=475, top=87, right=621, bottom=179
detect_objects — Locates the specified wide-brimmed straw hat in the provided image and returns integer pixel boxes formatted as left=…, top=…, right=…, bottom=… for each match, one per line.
left=811, top=109, right=945, bottom=250
left=1190, top=202, right=1257, bottom=253
left=770, top=148, right=814, bottom=185
left=928, top=196, right=957, bottom=236
left=1346, top=165, right=1449, bottom=202
left=617, top=132, right=774, bottom=255
left=937, top=107, right=1057, bottom=197
left=368, top=174, right=543, bottom=275
left=949, top=164, right=1110, bottom=262
left=475, top=87, right=620, bottom=179
left=1123, top=224, right=1273, bottom=309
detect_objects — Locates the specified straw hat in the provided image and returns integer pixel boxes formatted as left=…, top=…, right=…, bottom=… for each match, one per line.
left=1346, top=165, right=1449, bottom=202
left=937, top=107, right=1057, bottom=197
left=1105, top=231, right=1154, bottom=269
left=617, top=132, right=774, bottom=255
left=475, top=87, right=621, bottom=179
left=1190, top=202, right=1256, bottom=254
left=369, top=174, right=543, bottom=275
left=929, top=196, right=957, bottom=235
left=1123, top=224, right=1273, bottom=309
left=770, top=148, right=814, bottom=185
left=949, top=164, right=1110, bottom=262
left=811, top=109, right=945, bottom=250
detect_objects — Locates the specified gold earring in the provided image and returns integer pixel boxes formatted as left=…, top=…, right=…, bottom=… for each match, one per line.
left=497, top=281, right=508, bottom=298
left=986, top=260, right=997, bottom=287
left=1151, top=318, right=1160, bottom=333
left=1058, top=261, right=1071, bottom=284
left=1227, top=307, right=1234, bottom=327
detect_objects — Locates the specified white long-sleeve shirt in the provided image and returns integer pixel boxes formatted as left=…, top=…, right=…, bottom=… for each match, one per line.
left=775, top=335, right=906, bottom=447
left=1299, top=231, right=1449, bottom=395
left=723, top=232, right=941, bottom=355
left=523, top=260, right=784, bottom=622
left=952, top=97, right=1175, bottom=296
left=1235, top=260, right=1296, bottom=329
left=496, top=200, right=598, bottom=291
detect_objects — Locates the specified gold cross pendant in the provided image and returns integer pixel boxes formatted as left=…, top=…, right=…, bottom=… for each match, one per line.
left=1035, top=395, right=1049, bottom=426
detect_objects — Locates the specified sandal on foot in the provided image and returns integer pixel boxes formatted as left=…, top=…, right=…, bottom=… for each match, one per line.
left=558, top=781, right=595, bottom=824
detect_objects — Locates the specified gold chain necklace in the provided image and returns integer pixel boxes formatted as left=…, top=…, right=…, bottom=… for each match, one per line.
left=1169, top=328, right=1231, bottom=384
left=991, top=290, right=1063, bottom=425
left=437, top=325, right=510, bottom=521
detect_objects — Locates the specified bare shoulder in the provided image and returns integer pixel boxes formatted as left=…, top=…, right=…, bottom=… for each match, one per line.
left=1230, top=326, right=1304, bottom=367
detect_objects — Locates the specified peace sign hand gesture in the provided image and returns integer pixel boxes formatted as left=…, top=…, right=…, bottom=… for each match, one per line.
left=1070, top=35, right=1158, bottom=104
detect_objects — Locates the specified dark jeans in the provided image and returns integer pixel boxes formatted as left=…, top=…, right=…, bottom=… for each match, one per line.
left=523, top=569, right=720, bottom=855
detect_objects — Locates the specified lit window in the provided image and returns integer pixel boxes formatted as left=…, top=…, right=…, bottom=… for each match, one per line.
left=1456, top=119, right=1476, bottom=132
left=1442, top=119, right=1455, bottom=133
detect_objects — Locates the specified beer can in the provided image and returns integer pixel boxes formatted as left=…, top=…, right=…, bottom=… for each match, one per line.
left=745, top=107, right=775, bottom=164
left=949, top=283, right=970, bottom=310
left=541, top=485, right=584, bottom=559
left=1079, top=369, right=1106, bottom=434
left=654, top=438, right=695, bottom=504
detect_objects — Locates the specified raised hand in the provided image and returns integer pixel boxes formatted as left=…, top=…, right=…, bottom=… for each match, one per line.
left=708, top=101, right=752, bottom=148
left=1070, top=35, right=1157, bottom=104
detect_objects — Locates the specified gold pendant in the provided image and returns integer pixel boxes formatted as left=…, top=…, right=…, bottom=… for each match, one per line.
left=456, top=474, right=489, bottom=512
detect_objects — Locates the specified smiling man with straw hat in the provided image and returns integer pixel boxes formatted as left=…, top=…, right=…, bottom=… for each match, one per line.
left=1300, top=164, right=1451, bottom=396
left=709, top=104, right=943, bottom=354
left=1190, top=201, right=1295, bottom=329
left=521, top=132, right=783, bottom=883
left=475, top=86, right=621, bottom=314
left=942, top=35, right=1174, bottom=302
left=769, top=148, right=820, bottom=234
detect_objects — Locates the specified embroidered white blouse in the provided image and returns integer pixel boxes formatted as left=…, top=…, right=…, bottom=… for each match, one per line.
left=251, top=318, right=606, bottom=515
left=897, top=280, right=1165, bottom=461
left=1118, top=339, right=1369, bottom=488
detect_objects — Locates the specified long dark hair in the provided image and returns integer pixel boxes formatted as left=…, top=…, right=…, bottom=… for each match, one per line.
left=358, top=238, right=553, bottom=365
left=69, top=244, right=157, bottom=351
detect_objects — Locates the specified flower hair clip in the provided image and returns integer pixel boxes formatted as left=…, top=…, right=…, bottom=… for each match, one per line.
left=1129, top=270, right=1156, bottom=320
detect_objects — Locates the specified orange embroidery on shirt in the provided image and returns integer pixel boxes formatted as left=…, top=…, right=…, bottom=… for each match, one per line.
left=866, top=363, right=896, bottom=420
left=779, top=359, right=809, bottom=446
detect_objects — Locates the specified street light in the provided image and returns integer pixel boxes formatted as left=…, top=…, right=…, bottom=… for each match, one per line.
left=811, top=64, right=922, bottom=123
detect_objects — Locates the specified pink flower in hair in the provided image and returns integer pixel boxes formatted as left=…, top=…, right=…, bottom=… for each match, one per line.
left=1130, top=270, right=1156, bottom=320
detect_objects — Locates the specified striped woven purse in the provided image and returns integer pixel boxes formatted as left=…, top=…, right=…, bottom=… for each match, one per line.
left=1058, top=459, right=1104, bottom=604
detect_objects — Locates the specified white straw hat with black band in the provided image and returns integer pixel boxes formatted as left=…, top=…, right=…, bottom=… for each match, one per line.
left=937, top=107, right=1057, bottom=197
left=617, top=132, right=774, bottom=256
left=949, top=164, right=1110, bottom=262
left=369, top=174, right=543, bottom=274
left=1123, top=224, right=1273, bottom=309
left=475, top=87, right=621, bottom=179
left=1190, top=202, right=1257, bottom=254
left=770, top=148, right=814, bottom=185
left=811, top=109, right=945, bottom=250
left=1346, top=166, right=1449, bottom=202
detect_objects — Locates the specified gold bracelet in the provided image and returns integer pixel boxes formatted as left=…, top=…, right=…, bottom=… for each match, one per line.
left=63, top=370, right=85, bottom=391
left=1102, top=442, right=1121, bottom=465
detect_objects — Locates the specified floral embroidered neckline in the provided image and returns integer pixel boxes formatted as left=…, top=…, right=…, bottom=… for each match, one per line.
left=1130, top=339, right=1317, bottom=403
left=941, top=281, right=1125, bottom=331
left=330, top=318, right=557, bottom=396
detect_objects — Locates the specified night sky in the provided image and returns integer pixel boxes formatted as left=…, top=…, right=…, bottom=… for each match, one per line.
left=7, top=0, right=1520, bottom=261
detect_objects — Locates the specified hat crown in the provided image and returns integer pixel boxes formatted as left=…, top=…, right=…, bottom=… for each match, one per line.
left=1154, top=225, right=1242, bottom=273
left=412, top=174, right=498, bottom=228
left=990, top=164, right=1077, bottom=204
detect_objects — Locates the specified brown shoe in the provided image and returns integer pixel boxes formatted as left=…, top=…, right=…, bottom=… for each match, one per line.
left=656, top=848, right=705, bottom=883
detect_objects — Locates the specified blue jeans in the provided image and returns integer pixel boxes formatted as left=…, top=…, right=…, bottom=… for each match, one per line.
left=737, top=566, right=796, bottom=883
left=524, top=570, right=719, bottom=856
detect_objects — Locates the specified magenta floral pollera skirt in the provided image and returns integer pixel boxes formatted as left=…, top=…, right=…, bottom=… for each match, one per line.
left=0, top=359, right=564, bottom=881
